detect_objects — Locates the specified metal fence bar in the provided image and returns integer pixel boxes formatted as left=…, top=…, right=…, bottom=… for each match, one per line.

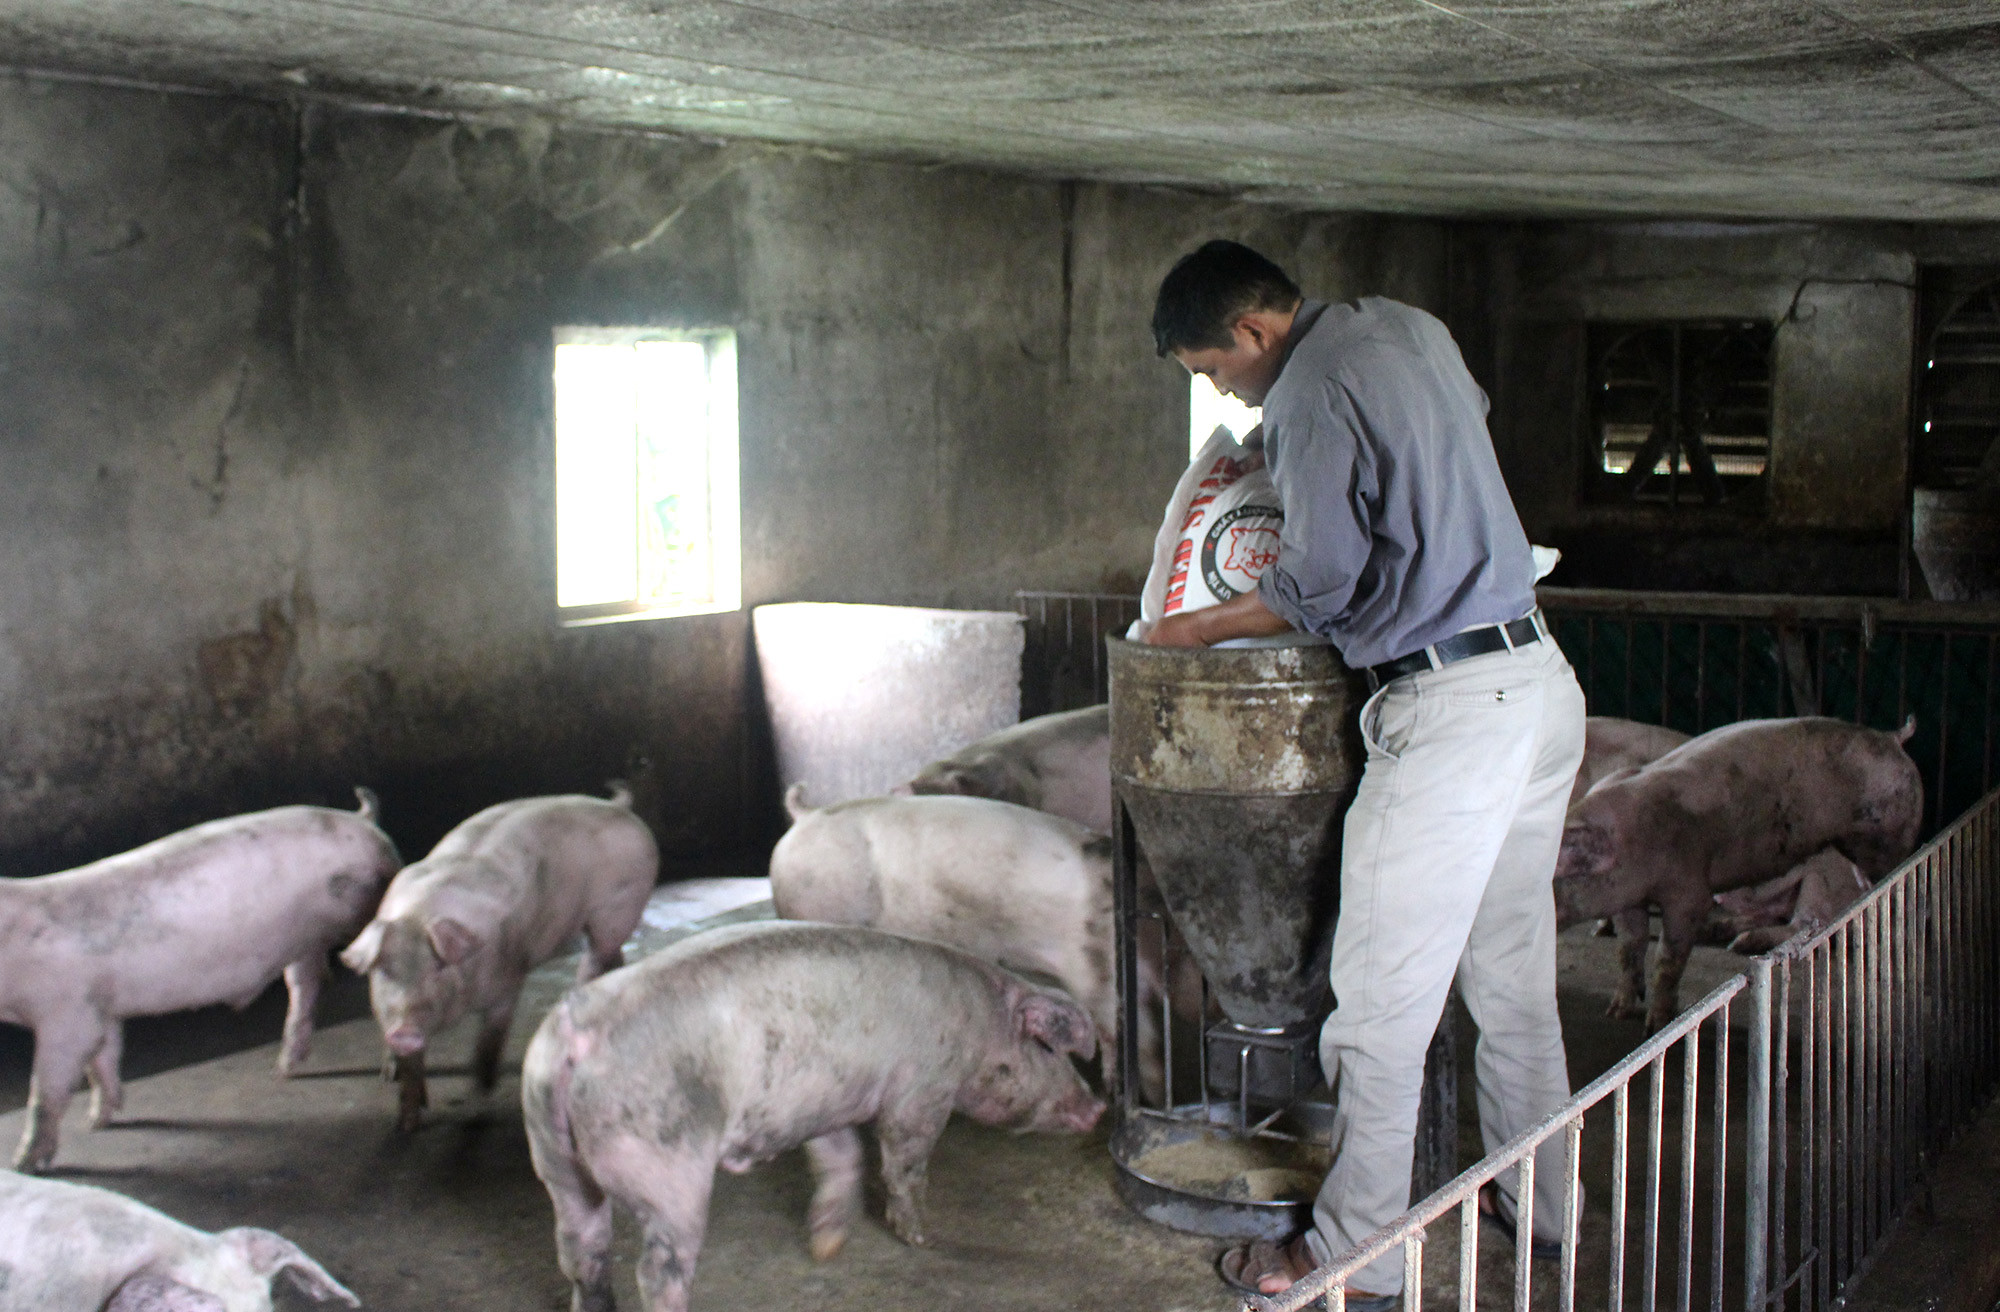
left=1562, top=1118, right=1583, bottom=1312
left=1461, top=1194, right=1480, bottom=1312
left=1857, top=909, right=1875, bottom=1260
left=1696, top=621, right=1709, bottom=732
left=1678, top=1029, right=1698, bottom=1312
left=1711, top=1002, right=1730, bottom=1312
left=1516, top=1153, right=1536, bottom=1312
left=1984, top=636, right=1996, bottom=795
left=1864, top=896, right=1880, bottom=1256
left=1745, top=958, right=1772, bottom=1312
left=1984, top=806, right=1995, bottom=1090
left=1612, top=1083, right=1631, bottom=1312
left=1808, top=948, right=1824, bottom=1312
left=1836, top=923, right=1854, bottom=1289
left=1645, top=1052, right=1665, bottom=1312
left=1814, top=937, right=1832, bottom=1312
left=1772, top=959, right=1790, bottom=1308
left=1248, top=978, right=1745, bottom=1312
left=1625, top=619, right=1637, bottom=718
left=1735, top=624, right=1748, bottom=723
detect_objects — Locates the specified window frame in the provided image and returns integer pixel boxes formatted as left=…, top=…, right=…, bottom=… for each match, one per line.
left=552, top=324, right=741, bottom=628
left=1582, top=318, right=1775, bottom=514
left=1914, top=267, right=2000, bottom=490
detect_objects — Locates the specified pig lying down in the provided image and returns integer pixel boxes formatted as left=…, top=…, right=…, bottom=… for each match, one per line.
left=905, top=704, right=1113, bottom=833
left=1707, top=846, right=1870, bottom=955
left=0, top=1171, right=357, bottom=1311
left=342, top=786, right=658, bottom=1131
left=1555, top=716, right=1921, bottom=1032
left=769, top=787, right=1167, bottom=1098
left=0, top=790, right=400, bottom=1172
left=521, top=921, right=1104, bottom=1312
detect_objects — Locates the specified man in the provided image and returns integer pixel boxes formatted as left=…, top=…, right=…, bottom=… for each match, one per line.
left=1145, top=240, right=1583, bottom=1307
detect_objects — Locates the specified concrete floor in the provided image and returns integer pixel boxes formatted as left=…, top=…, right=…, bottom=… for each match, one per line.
left=0, top=879, right=1233, bottom=1312
left=0, top=885, right=1976, bottom=1312
left=1843, top=1090, right=2000, bottom=1312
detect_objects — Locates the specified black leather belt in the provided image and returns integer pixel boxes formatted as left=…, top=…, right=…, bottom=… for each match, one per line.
left=1365, top=612, right=1545, bottom=691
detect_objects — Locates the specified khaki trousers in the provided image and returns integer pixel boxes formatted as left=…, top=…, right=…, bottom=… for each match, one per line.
left=1304, top=636, right=1586, bottom=1293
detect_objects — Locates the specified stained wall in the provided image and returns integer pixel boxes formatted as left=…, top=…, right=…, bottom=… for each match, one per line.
left=1457, top=221, right=2000, bottom=596
left=0, top=75, right=1448, bottom=870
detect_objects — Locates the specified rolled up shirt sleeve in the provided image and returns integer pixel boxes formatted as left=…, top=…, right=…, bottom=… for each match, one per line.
left=1256, top=380, right=1376, bottom=638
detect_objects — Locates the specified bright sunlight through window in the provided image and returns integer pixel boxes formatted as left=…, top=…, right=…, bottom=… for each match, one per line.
left=554, top=327, right=740, bottom=624
left=1190, top=372, right=1260, bottom=458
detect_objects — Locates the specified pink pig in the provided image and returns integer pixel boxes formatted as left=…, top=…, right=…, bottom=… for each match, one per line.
left=341, top=787, right=657, bottom=1130
left=522, top=921, right=1104, bottom=1312
left=0, top=790, right=399, bottom=1171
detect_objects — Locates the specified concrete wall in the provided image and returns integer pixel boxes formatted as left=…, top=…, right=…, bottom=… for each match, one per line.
left=0, top=74, right=1448, bottom=872
left=1458, top=222, right=1925, bottom=595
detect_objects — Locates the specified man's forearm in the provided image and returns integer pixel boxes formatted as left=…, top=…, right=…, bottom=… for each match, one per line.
left=1145, top=591, right=1295, bottom=647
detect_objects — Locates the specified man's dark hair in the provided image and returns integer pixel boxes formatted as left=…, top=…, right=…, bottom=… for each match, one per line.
left=1150, top=240, right=1302, bottom=357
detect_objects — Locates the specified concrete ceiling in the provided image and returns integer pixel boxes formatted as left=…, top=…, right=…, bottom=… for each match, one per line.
left=5, top=0, right=2000, bottom=220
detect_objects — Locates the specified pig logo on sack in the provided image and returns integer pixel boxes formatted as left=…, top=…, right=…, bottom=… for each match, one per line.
left=1201, top=504, right=1284, bottom=601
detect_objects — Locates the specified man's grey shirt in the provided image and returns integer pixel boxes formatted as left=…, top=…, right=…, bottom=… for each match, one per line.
left=1255, top=296, right=1537, bottom=669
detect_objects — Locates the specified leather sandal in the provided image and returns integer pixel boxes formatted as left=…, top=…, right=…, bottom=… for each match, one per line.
left=1478, top=1181, right=1563, bottom=1262
left=1215, top=1235, right=1397, bottom=1310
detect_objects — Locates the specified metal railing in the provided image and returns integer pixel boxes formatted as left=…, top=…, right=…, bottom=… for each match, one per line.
left=1248, top=785, right=2000, bottom=1312
left=1017, top=586, right=2000, bottom=834
left=1541, top=587, right=2000, bottom=836
left=1750, top=782, right=2000, bottom=1312
left=1015, top=591, right=1141, bottom=718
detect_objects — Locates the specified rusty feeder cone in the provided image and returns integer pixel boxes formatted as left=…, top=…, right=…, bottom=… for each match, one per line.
left=1108, top=637, right=1365, bottom=1080
left=1105, top=636, right=1368, bottom=1240
left=1106, top=636, right=1463, bottom=1240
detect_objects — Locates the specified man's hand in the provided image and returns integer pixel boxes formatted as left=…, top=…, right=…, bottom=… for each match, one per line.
left=1141, top=592, right=1294, bottom=647
left=1145, top=612, right=1210, bottom=647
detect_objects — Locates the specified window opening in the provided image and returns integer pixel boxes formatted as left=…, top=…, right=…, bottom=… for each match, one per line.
left=554, top=327, right=740, bottom=624
left=1190, top=373, right=1260, bottom=459
left=1586, top=320, right=1773, bottom=509
left=1915, top=268, right=2000, bottom=489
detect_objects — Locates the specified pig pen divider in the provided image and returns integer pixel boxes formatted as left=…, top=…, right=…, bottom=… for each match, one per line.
left=1243, top=784, right=2000, bottom=1312
left=1537, top=586, right=2000, bottom=838
left=1015, top=591, right=1143, bottom=720
left=1018, top=587, right=2000, bottom=837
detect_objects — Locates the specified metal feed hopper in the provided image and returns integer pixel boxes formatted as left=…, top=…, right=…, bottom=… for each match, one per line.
left=1104, top=636, right=1457, bottom=1239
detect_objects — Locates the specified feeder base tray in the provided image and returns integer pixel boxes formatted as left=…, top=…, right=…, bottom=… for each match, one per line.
left=1110, top=1106, right=1332, bottom=1240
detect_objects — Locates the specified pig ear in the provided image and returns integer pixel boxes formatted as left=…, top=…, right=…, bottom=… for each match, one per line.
left=1017, top=991, right=1097, bottom=1060
left=426, top=917, right=480, bottom=965
left=910, top=767, right=973, bottom=796
left=105, top=1271, right=227, bottom=1312
left=220, top=1229, right=360, bottom=1306
left=339, top=922, right=385, bottom=974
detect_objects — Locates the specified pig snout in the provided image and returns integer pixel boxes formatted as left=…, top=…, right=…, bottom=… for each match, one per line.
left=1051, top=1089, right=1106, bottom=1133
left=383, top=1025, right=427, bottom=1056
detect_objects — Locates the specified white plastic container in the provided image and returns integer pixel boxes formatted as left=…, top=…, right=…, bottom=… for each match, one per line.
left=752, top=603, right=1024, bottom=807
